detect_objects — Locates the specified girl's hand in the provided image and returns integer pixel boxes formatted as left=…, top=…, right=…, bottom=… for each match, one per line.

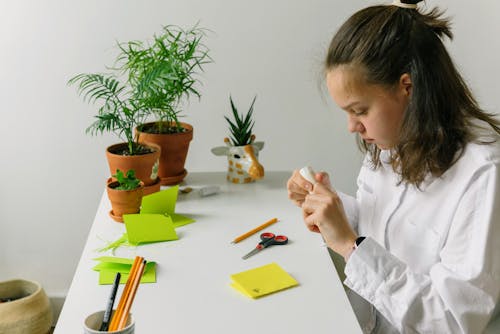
left=287, top=169, right=332, bottom=207
left=301, top=182, right=357, bottom=258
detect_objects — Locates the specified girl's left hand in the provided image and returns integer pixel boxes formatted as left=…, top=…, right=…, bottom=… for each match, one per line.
left=301, top=182, right=357, bottom=259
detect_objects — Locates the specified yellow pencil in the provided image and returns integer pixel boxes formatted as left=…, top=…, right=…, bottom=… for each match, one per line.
left=231, top=218, right=279, bottom=244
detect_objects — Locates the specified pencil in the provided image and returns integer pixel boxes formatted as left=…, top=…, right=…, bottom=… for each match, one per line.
left=116, top=259, right=147, bottom=330
left=108, top=256, right=142, bottom=331
left=230, top=218, right=279, bottom=244
left=99, top=272, right=121, bottom=331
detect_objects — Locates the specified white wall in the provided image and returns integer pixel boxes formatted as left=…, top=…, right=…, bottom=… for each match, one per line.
left=0, top=0, right=498, bottom=299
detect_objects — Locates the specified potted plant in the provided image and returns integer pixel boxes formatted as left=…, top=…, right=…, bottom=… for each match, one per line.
left=211, top=96, right=264, bottom=183
left=107, top=169, right=144, bottom=223
left=123, top=24, right=212, bottom=185
left=68, top=64, right=161, bottom=192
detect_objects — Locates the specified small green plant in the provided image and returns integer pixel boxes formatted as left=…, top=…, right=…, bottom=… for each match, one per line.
left=225, top=96, right=256, bottom=146
left=112, top=169, right=141, bottom=190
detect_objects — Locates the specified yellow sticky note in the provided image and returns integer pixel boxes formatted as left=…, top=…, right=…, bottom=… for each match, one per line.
left=230, top=262, right=299, bottom=299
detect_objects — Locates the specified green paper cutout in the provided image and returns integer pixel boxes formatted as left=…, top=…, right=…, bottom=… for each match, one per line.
left=170, top=213, right=196, bottom=228
left=99, top=268, right=156, bottom=284
left=96, top=233, right=131, bottom=253
left=140, top=186, right=179, bottom=214
left=93, top=256, right=135, bottom=265
left=123, top=213, right=178, bottom=245
left=92, top=256, right=157, bottom=284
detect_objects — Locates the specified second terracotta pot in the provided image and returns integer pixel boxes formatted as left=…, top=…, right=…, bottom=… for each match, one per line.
left=137, top=122, right=193, bottom=185
left=106, top=142, right=160, bottom=187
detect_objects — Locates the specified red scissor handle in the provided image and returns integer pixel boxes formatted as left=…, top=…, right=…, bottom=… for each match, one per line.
left=259, top=232, right=288, bottom=246
left=261, top=232, right=275, bottom=240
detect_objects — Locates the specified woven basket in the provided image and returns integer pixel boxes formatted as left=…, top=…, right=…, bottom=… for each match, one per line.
left=0, top=279, right=53, bottom=334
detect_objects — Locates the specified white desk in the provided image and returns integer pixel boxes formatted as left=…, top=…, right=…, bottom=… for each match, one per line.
left=54, top=172, right=362, bottom=333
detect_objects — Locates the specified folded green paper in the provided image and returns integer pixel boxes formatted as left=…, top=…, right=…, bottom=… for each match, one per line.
left=123, top=213, right=178, bottom=245
left=140, top=186, right=195, bottom=227
left=141, top=186, right=178, bottom=214
left=93, top=256, right=157, bottom=284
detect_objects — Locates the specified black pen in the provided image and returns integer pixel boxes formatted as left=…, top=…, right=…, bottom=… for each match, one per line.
left=99, top=272, right=121, bottom=331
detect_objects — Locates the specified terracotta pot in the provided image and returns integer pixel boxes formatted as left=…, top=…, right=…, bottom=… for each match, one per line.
left=0, top=279, right=53, bottom=334
left=136, top=122, right=193, bottom=185
left=106, top=142, right=160, bottom=186
left=107, top=181, right=144, bottom=223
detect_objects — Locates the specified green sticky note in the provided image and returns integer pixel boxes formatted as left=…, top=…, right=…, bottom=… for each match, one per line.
left=140, top=186, right=179, bottom=214
left=98, top=263, right=157, bottom=284
left=93, top=256, right=134, bottom=266
left=123, top=213, right=178, bottom=245
left=170, top=213, right=196, bottom=228
left=92, top=256, right=157, bottom=284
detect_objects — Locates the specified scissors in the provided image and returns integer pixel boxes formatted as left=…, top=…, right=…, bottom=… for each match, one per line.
left=242, top=232, right=288, bottom=260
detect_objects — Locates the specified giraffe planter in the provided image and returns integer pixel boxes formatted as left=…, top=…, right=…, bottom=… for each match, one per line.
left=211, top=137, right=265, bottom=183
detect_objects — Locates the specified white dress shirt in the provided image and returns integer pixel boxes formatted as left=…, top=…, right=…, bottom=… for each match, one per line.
left=339, top=139, right=500, bottom=333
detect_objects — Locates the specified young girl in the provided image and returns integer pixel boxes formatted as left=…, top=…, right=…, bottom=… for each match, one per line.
left=287, top=1, right=499, bottom=333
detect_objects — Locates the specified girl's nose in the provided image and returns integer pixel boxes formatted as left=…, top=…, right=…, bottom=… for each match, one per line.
left=347, top=115, right=365, bottom=133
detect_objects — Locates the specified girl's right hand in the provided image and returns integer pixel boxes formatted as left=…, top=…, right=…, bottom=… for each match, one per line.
left=286, top=169, right=331, bottom=207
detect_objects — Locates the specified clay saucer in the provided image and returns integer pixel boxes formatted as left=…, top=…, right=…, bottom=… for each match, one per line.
left=160, top=169, right=187, bottom=186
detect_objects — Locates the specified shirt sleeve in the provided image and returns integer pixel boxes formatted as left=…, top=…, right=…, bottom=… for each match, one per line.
left=344, top=163, right=500, bottom=333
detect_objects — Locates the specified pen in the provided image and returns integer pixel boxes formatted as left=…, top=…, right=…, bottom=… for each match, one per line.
left=231, top=218, right=279, bottom=244
left=99, top=272, right=121, bottom=331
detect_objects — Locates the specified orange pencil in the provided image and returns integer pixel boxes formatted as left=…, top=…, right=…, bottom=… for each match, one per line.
left=230, top=218, right=279, bottom=244
left=108, top=256, right=143, bottom=331
left=116, top=259, right=146, bottom=330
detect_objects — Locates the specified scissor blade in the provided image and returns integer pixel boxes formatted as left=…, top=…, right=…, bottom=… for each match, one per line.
left=242, top=247, right=262, bottom=260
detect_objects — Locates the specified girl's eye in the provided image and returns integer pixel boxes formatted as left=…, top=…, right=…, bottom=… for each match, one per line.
left=353, top=109, right=367, bottom=116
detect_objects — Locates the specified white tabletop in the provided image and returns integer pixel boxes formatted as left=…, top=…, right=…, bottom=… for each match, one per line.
left=54, top=172, right=361, bottom=334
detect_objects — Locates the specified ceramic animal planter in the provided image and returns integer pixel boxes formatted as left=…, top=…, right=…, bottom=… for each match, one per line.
left=212, top=137, right=265, bottom=183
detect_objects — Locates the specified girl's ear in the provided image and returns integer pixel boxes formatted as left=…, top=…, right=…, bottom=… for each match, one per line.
left=400, top=73, right=412, bottom=97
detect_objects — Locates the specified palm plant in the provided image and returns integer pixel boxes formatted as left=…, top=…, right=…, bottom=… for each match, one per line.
left=68, top=24, right=211, bottom=154
left=225, top=96, right=256, bottom=146
left=122, top=24, right=212, bottom=134
left=68, top=73, right=148, bottom=155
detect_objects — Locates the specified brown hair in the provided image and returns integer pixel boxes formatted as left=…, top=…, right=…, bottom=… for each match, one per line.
left=325, top=1, right=500, bottom=186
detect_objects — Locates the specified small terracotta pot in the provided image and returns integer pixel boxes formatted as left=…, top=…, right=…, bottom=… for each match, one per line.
left=0, top=279, right=53, bottom=334
left=107, top=181, right=144, bottom=223
left=106, top=142, right=161, bottom=187
left=136, top=122, right=193, bottom=185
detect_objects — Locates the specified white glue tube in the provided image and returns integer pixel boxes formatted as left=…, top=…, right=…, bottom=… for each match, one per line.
left=299, top=166, right=316, bottom=184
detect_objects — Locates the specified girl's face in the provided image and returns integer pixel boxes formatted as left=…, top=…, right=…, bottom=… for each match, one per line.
left=326, top=65, right=411, bottom=150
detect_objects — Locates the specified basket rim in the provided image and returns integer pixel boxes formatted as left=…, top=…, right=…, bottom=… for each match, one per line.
left=0, top=279, right=42, bottom=306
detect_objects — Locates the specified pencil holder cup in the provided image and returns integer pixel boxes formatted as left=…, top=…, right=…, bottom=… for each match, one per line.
left=84, top=310, right=134, bottom=334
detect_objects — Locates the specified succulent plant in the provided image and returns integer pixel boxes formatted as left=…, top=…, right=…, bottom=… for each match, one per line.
left=225, top=96, right=256, bottom=146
